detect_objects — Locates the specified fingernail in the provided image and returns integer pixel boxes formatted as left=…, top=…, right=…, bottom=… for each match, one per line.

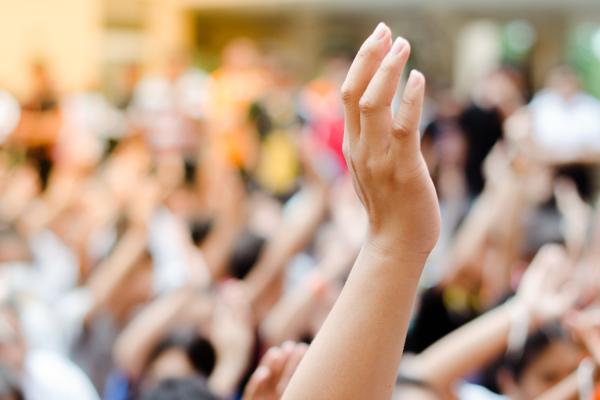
left=407, top=69, right=423, bottom=89
left=390, top=37, right=407, bottom=55
left=255, top=366, right=270, bottom=380
left=372, top=22, right=387, bottom=40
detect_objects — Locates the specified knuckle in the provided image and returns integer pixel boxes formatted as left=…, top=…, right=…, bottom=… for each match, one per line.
left=379, top=60, right=396, bottom=76
left=357, top=44, right=375, bottom=61
left=392, top=121, right=411, bottom=138
left=358, top=97, right=378, bottom=115
left=340, top=85, right=355, bottom=105
left=401, top=95, right=416, bottom=109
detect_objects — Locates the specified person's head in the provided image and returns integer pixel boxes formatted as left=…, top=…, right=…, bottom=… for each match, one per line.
left=222, top=38, right=260, bottom=70
left=141, top=330, right=216, bottom=388
left=497, top=324, right=581, bottom=399
left=547, top=65, right=581, bottom=100
left=228, top=230, right=266, bottom=279
left=30, top=61, right=53, bottom=92
left=140, top=377, right=219, bottom=400
left=166, top=51, right=190, bottom=82
left=478, top=66, right=526, bottom=116
left=189, top=217, right=213, bottom=247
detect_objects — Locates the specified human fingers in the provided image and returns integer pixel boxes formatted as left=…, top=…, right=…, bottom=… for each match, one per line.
left=341, top=22, right=392, bottom=142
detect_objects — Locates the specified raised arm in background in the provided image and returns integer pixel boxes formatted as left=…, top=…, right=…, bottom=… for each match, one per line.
left=282, top=23, right=441, bottom=400
left=403, top=245, right=577, bottom=397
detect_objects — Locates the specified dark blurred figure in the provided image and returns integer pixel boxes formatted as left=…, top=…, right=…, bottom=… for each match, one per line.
left=460, top=67, right=526, bottom=196
left=13, top=62, right=63, bottom=190
left=422, top=89, right=467, bottom=202
left=23, top=62, right=58, bottom=112
left=116, top=63, right=142, bottom=111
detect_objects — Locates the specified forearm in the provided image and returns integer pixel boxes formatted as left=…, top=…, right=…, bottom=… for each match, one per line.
left=410, top=300, right=513, bottom=389
left=283, top=243, right=425, bottom=400
left=113, top=287, right=192, bottom=377
left=209, top=356, right=249, bottom=398
left=261, top=274, right=321, bottom=346
left=409, top=299, right=539, bottom=391
left=87, top=226, right=146, bottom=310
left=246, top=185, right=326, bottom=311
left=536, top=371, right=578, bottom=400
left=261, top=244, right=357, bottom=346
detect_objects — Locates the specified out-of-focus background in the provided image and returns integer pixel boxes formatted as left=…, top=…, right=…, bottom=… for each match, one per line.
left=3, top=0, right=600, bottom=98
left=4, top=1, right=600, bottom=399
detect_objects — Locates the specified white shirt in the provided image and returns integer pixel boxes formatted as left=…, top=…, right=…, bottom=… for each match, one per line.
left=0, top=90, right=20, bottom=143
left=530, top=89, right=600, bottom=152
left=24, top=350, right=100, bottom=400
left=458, top=383, right=507, bottom=400
left=130, top=69, right=209, bottom=151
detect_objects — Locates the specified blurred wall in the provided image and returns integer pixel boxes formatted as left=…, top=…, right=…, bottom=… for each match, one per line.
left=0, top=0, right=103, bottom=98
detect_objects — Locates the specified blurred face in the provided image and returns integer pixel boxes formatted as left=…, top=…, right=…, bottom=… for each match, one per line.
left=510, top=340, right=581, bottom=399
left=145, top=348, right=195, bottom=384
left=549, top=69, right=580, bottom=100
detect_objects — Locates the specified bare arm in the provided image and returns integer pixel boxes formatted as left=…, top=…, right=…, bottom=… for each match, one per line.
left=535, top=372, right=578, bottom=400
left=260, top=237, right=358, bottom=346
left=245, top=180, right=327, bottom=320
left=112, top=287, right=197, bottom=378
left=405, top=245, right=575, bottom=392
left=283, top=24, right=441, bottom=399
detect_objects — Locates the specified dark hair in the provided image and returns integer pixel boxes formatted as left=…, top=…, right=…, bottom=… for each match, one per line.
left=139, top=377, right=219, bottom=400
left=183, top=159, right=197, bottom=187
left=189, top=218, right=214, bottom=246
left=228, top=230, right=266, bottom=279
left=144, top=330, right=216, bottom=379
left=501, top=324, right=568, bottom=382
left=478, top=323, right=569, bottom=393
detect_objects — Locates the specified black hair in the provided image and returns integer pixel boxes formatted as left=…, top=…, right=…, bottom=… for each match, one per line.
left=501, top=324, right=568, bottom=382
left=189, top=217, right=214, bottom=246
left=183, top=159, right=197, bottom=187
left=228, top=230, right=266, bottom=279
left=144, top=329, right=216, bottom=379
left=139, top=377, right=219, bottom=400
left=480, top=323, right=569, bottom=393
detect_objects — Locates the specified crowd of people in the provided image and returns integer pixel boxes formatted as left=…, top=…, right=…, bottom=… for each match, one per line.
left=1, top=22, right=600, bottom=400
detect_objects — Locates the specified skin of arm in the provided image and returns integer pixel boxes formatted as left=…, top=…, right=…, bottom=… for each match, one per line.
left=283, top=23, right=441, bottom=399
left=260, top=237, right=359, bottom=346
left=535, top=371, right=578, bottom=400
left=404, top=245, right=575, bottom=394
left=112, top=286, right=201, bottom=378
left=407, top=299, right=527, bottom=393
left=206, top=283, right=255, bottom=397
left=85, top=225, right=148, bottom=317
left=245, top=181, right=328, bottom=321
left=200, top=161, right=247, bottom=279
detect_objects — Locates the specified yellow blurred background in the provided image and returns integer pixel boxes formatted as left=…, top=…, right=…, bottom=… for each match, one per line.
left=3, top=0, right=600, bottom=100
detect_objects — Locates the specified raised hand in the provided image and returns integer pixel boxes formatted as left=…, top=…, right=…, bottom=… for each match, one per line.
left=340, top=22, right=440, bottom=258
left=516, top=244, right=578, bottom=324
left=244, top=342, right=308, bottom=400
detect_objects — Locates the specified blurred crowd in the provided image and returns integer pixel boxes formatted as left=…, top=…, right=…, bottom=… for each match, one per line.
left=1, top=34, right=600, bottom=400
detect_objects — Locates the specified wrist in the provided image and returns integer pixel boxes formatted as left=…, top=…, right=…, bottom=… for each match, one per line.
left=508, top=297, right=544, bottom=330
left=364, top=233, right=432, bottom=265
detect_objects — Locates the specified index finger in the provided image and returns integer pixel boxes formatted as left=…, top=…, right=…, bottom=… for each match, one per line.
left=340, top=23, right=392, bottom=142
